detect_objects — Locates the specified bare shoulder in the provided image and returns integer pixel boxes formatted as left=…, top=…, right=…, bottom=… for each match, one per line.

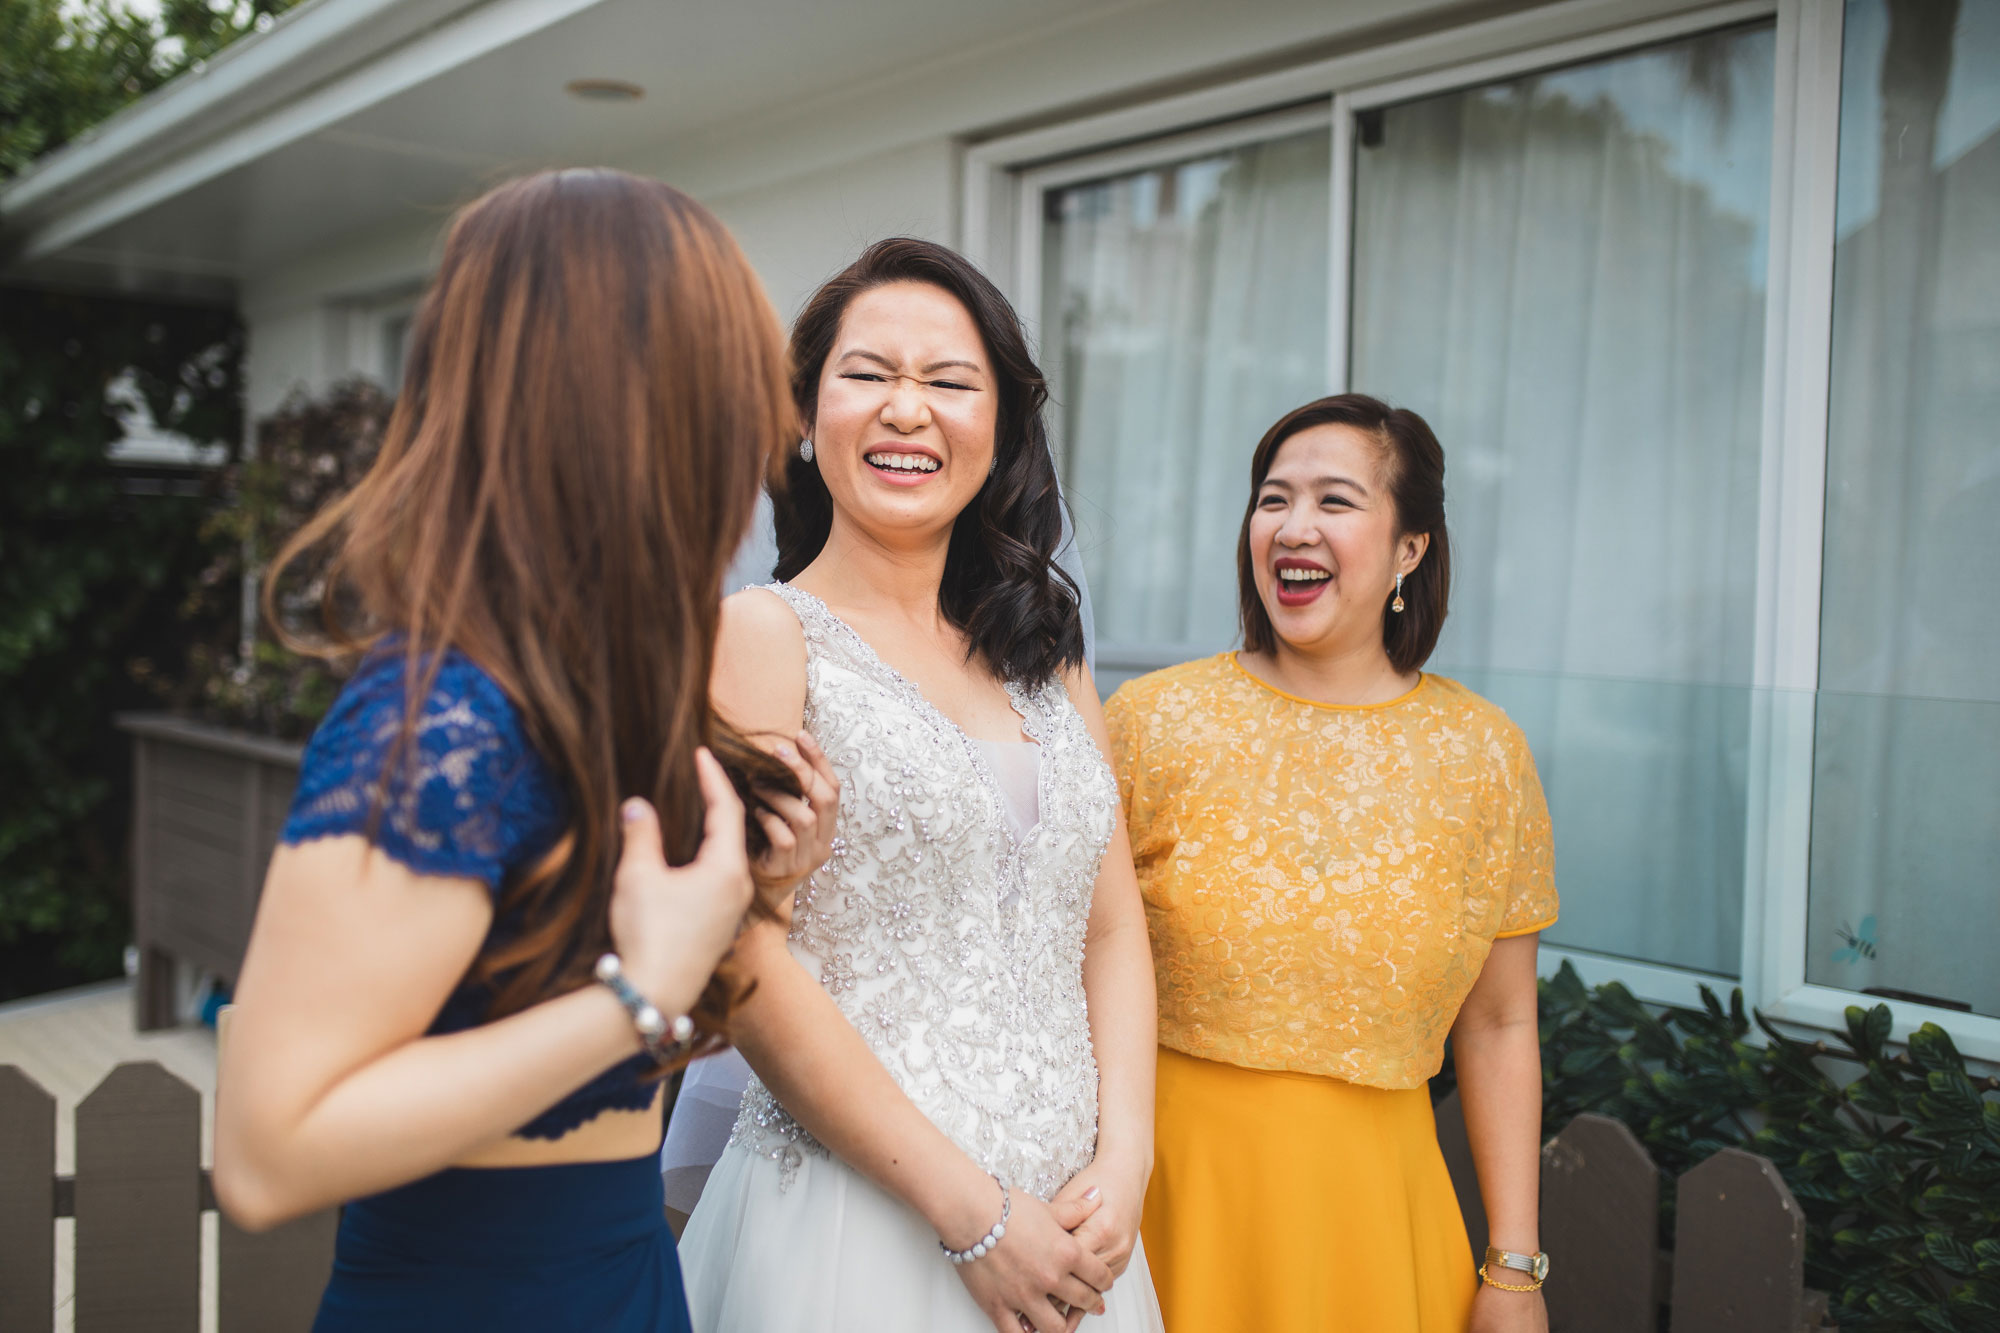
left=714, top=588, right=808, bottom=735
left=720, top=586, right=806, bottom=656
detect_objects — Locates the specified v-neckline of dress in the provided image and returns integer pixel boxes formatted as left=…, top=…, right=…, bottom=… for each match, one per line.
left=775, top=583, right=1049, bottom=858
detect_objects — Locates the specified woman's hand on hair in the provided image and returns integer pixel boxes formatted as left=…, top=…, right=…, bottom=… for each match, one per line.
left=611, top=747, right=753, bottom=1015
left=749, top=730, right=840, bottom=924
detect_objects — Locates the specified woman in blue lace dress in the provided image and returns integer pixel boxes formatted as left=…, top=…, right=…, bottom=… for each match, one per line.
left=211, top=169, right=838, bottom=1332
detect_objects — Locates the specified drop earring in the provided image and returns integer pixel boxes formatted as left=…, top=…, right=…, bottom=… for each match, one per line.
left=799, top=438, right=815, bottom=463
left=1391, top=572, right=1405, bottom=614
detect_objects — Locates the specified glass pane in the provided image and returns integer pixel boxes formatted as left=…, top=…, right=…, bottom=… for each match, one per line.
left=1350, top=23, right=1777, bottom=975
left=383, top=312, right=413, bottom=392
left=1807, top=1, right=2000, bottom=1017
left=1041, top=128, right=1331, bottom=666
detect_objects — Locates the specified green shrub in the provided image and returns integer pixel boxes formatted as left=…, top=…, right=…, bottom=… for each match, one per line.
left=1532, top=961, right=2000, bottom=1332
left=177, top=378, right=390, bottom=738
left=0, top=287, right=242, bottom=996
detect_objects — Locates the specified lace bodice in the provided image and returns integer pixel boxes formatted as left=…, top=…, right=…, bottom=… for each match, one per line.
left=1106, top=655, right=1558, bottom=1090
left=729, top=584, right=1118, bottom=1201
left=283, top=648, right=563, bottom=886
left=280, top=647, right=660, bottom=1140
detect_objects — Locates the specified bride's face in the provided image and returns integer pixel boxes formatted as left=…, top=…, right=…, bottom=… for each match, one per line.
left=811, top=281, right=998, bottom=549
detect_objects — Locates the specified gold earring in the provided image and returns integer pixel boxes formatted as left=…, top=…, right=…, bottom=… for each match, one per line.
left=1392, top=572, right=1405, bottom=614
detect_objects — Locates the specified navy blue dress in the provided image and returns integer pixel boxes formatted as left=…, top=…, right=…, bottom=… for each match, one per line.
left=280, top=648, right=692, bottom=1333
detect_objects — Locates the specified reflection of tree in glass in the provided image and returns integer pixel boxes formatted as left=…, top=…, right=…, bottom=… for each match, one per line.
left=1660, top=27, right=1761, bottom=126
left=1495, top=26, right=1765, bottom=141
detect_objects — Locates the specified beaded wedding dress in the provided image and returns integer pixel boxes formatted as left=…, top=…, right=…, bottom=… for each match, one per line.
left=676, top=584, right=1164, bottom=1332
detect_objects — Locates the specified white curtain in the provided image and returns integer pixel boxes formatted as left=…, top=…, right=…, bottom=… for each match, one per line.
left=1349, top=25, right=1777, bottom=976
left=1805, top=0, right=2000, bottom=1017
left=1042, top=129, right=1330, bottom=673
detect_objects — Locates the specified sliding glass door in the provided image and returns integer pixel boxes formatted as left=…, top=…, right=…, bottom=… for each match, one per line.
left=1348, top=23, right=1777, bottom=976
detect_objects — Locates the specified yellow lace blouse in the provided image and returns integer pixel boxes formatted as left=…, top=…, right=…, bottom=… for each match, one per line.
left=1105, top=654, right=1557, bottom=1090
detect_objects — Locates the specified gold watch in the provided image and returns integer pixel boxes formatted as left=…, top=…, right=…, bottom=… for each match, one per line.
left=1480, top=1245, right=1550, bottom=1291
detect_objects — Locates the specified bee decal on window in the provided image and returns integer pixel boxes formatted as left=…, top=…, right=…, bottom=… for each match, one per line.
left=1831, top=915, right=1878, bottom=963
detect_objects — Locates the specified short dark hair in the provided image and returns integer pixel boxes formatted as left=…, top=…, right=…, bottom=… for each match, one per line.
left=772, top=237, right=1084, bottom=686
left=1236, top=393, right=1451, bottom=674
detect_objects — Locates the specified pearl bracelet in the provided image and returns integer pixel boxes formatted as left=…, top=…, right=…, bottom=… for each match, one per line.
left=939, top=1174, right=1011, bottom=1265
left=593, top=953, right=694, bottom=1063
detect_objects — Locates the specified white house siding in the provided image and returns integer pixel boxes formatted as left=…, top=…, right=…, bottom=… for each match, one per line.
left=242, top=215, right=439, bottom=418
left=702, top=137, right=960, bottom=325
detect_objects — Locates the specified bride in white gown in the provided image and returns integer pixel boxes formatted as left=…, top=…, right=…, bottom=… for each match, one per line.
left=676, top=239, right=1165, bottom=1333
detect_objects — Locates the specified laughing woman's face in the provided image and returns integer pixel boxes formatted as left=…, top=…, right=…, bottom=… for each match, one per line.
left=1247, top=423, right=1424, bottom=662
left=811, top=281, right=997, bottom=551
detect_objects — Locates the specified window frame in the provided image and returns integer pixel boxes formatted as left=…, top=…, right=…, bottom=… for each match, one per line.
left=964, top=0, right=2000, bottom=1059
left=329, top=287, right=422, bottom=394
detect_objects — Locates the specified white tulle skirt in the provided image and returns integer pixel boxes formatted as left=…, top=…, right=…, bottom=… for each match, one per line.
left=661, top=1051, right=753, bottom=1216
left=678, top=1141, right=1165, bottom=1333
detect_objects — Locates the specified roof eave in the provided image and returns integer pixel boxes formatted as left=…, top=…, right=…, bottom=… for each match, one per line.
left=1, top=0, right=485, bottom=223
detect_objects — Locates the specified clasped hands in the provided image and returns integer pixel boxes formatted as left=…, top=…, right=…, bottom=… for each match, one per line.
left=954, top=1158, right=1145, bottom=1333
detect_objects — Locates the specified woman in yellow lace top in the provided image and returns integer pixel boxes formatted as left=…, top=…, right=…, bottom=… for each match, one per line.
left=1106, top=395, right=1557, bottom=1333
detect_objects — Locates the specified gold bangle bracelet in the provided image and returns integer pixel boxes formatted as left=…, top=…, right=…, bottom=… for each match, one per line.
left=1477, top=1262, right=1545, bottom=1293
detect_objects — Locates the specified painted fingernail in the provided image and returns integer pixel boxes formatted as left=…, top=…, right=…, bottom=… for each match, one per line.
left=776, top=743, right=795, bottom=761
left=621, top=799, right=647, bottom=822
left=1082, top=1186, right=1099, bottom=1200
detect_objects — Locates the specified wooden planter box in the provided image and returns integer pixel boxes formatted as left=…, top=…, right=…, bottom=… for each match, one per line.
left=116, top=714, right=303, bottom=1032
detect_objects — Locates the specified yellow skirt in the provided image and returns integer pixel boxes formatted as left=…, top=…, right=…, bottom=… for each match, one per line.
left=1141, top=1047, right=1477, bottom=1333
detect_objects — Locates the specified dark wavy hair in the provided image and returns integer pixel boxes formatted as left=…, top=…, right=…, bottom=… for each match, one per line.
left=1237, top=393, right=1452, bottom=675
left=771, top=237, right=1084, bottom=686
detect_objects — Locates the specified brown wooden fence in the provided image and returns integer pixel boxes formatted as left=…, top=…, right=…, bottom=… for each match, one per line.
left=119, top=714, right=303, bottom=1034
left=3, top=1062, right=1838, bottom=1331
left=0, top=1061, right=335, bottom=1333
left=1437, top=1090, right=1841, bottom=1333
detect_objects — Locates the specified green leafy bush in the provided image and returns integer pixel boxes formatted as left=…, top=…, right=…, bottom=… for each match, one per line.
left=0, top=287, right=243, bottom=996
left=178, top=378, right=390, bottom=738
left=1534, top=962, right=2000, bottom=1333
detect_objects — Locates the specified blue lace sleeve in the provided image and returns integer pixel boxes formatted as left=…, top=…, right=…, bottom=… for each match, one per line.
left=281, top=650, right=567, bottom=893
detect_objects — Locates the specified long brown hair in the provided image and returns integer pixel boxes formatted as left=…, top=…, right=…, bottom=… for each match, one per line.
left=265, top=169, right=798, bottom=1059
